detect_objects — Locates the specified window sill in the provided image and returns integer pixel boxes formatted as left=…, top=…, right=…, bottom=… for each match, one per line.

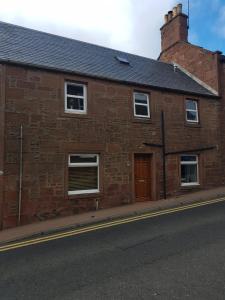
left=184, top=122, right=201, bottom=128
left=68, top=192, right=101, bottom=200
left=181, top=182, right=199, bottom=186
left=60, top=112, right=91, bottom=119
left=65, top=109, right=87, bottom=115
left=180, top=183, right=200, bottom=190
left=132, top=118, right=152, bottom=124
left=68, top=189, right=99, bottom=196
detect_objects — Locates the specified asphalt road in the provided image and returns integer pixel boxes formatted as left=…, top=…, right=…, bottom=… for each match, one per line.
left=1, top=201, right=225, bottom=300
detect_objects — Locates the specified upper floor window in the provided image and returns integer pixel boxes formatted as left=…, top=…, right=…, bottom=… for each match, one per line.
left=133, top=92, right=150, bottom=118
left=181, top=155, right=199, bottom=186
left=65, top=82, right=87, bottom=114
left=185, top=99, right=199, bottom=123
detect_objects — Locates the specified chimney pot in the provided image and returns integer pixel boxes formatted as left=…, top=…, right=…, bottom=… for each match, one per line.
left=177, top=3, right=182, bottom=14
left=168, top=11, right=173, bottom=21
left=173, top=6, right=178, bottom=17
left=164, top=14, right=169, bottom=23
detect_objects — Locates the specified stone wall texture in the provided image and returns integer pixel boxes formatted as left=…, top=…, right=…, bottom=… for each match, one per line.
left=160, top=42, right=221, bottom=93
left=1, top=64, right=223, bottom=229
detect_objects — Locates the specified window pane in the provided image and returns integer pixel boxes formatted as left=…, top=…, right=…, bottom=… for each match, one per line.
left=67, top=84, right=84, bottom=96
left=135, top=93, right=148, bottom=102
left=135, top=99, right=148, bottom=104
left=67, top=97, right=84, bottom=110
left=68, top=167, right=98, bottom=191
left=116, top=56, right=130, bottom=64
left=186, top=100, right=197, bottom=110
left=187, top=110, right=197, bottom=121
left=181, top=156, right=197, bottom=162
left=181, top=164, right=197, bottom=183
left=135, top=104, right=148, bottom=116
left=70, top=155, right=97, bottom=164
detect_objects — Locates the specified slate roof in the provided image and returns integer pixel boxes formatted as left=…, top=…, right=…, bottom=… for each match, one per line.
left=0, top=21, right=216, bottom=97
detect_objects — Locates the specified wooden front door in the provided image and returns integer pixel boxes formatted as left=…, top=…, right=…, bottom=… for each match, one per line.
left=134, top=154, right=152, bottom=202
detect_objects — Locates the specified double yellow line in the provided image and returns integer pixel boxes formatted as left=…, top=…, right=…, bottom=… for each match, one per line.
left=0, top=197, right=225, bottom=253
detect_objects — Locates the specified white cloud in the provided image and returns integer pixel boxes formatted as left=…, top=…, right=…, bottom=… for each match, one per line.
left=0, top=0, right=177, bottom=58
left=129, top=0, right=177, bottom=57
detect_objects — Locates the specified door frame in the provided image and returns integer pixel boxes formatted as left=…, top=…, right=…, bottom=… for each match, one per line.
left=132, top=152, right=156, bottom=202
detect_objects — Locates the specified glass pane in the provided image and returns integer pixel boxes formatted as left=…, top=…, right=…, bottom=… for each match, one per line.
left=67, top=84, right=84, bottom=96
left=135, top=104, right=149, bottom=116
left=186, top=100, right=197, bottom=110
left=135, top=93, right=148, bottom=102
left=135, top=99, right=148, bottom=104
left=116, top=56, right=129, bottom=64
left=181, top=156, right=197, bottom=162
left=181, top=164, right=197, bottom=183
left=70, top=155, right=97, bottom=164
left=68, top=167, right=98, bottom=191
left=67, top=97, right=84, bottom=110
left=187, top=110, right=197, bottom=121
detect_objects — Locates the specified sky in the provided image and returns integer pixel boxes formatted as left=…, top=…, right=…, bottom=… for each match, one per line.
left=0, top=0, right=224, bottom=59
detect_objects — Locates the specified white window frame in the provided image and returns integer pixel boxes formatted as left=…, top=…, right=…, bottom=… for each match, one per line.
left=186, top=99, right=199, bottom=123
left=180, top=155, right=199, bottom=187
left=68, top=154, right=99, bottom=195
left=133, top=92, right=150, bottom=118
left=65, top=82, right=87, bottom=114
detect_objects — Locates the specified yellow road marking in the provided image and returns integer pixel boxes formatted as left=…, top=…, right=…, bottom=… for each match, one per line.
left=0, top=196, right=225, bottom=252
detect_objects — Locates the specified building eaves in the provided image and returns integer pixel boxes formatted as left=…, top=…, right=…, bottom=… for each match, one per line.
left=0, top=21, right=217, bottom=98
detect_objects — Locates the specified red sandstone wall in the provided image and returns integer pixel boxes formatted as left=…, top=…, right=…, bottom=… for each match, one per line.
left=220, top=63, right=225, bottom=184
left=160, top=42, right=220, bottom=93
left=0, top=65, right=5, bottom=229
left=161, top=91, right=221, bottom=196
left=159, top=5, right=225, bottom=194
left=2, top=64, right=222, bottom=228
left=0, top=65, right=5, bottom=228
left=160, top=41, right=225, bottom=186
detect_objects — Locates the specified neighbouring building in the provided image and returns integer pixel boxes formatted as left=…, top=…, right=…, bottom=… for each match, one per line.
left=0, top=3, right=224, bottom=229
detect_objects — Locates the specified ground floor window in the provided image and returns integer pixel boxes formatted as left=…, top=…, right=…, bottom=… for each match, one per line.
left=180, top=155, right=199, bottom=186
left=68, top=154, right=99, bottom=195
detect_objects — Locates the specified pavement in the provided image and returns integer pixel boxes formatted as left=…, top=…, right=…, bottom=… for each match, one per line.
left=1, top=185, right=225, bottom=245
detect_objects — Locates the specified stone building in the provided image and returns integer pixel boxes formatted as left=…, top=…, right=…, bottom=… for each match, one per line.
left=0, top=3, right=224, bottom=229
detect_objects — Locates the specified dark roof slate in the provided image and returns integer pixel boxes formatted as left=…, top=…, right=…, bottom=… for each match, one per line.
left=0, top=21, right=216, bottom=97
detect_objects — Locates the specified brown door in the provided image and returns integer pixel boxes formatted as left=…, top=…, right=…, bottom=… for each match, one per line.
left=134, top=154, right=151, bottom=202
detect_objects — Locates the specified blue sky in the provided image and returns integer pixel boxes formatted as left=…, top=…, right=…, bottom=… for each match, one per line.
left=182, top=0, right=225, bottom=53
left=0, top=0, right=224, bottom=58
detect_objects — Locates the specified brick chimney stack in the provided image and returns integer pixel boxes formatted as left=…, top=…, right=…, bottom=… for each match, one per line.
left=160, top=3, right=188, bottom=53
